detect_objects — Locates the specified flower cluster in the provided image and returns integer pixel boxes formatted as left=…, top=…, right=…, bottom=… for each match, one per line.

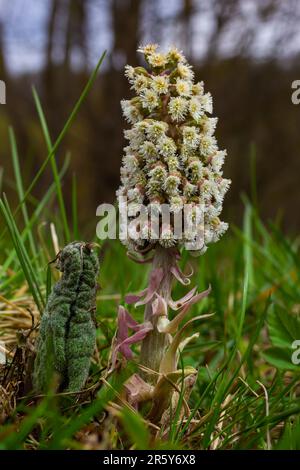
left=118, top=45, right=230, bottom=254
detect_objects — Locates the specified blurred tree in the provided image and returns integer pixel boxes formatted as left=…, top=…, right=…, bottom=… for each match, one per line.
left=180, top=0, right=194, bottom=57
left=97, top=0, right=142, bottom=198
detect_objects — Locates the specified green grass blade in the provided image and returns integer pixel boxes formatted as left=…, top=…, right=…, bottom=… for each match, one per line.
left=121, top=407, right=151, bottom=450
left=0, top=195, right=45, bottom=312
left=234, top=201, right=253, bottom=343
left=32, top=86, right=70, bottom=243
left=9, top=127, right=37, bottom=259
left=202, top=302, right=268, bottom=448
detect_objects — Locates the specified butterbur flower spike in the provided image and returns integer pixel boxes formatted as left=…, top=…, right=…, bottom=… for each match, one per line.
left=112, top=44, right=230, bottom=428
left=118, top=44, right=231, bottom=254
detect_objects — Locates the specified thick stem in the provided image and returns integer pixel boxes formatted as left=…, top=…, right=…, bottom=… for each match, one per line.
left=140, top=246, right=174, bottom=375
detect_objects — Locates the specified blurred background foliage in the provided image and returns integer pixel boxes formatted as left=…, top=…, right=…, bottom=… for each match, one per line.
left=0, top=0, right=300, bottom=234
